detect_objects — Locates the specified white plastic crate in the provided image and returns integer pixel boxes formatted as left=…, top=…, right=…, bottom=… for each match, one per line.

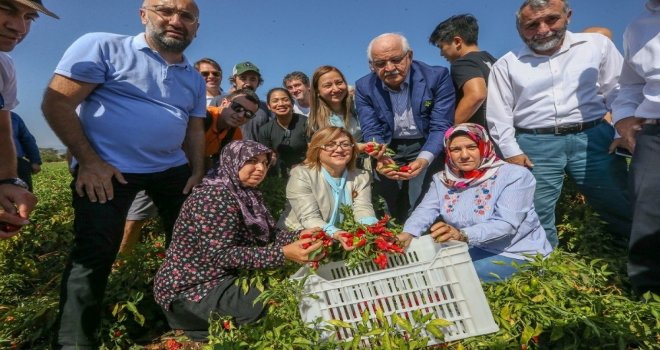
left=291, top=236, right=499, bottom=346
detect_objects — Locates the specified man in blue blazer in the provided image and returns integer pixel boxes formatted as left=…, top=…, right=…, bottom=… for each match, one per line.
left=356, top=33, right=455, bottom=223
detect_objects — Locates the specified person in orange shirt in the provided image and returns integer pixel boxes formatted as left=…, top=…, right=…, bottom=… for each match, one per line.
left=205, top=88, right=260, bottom=169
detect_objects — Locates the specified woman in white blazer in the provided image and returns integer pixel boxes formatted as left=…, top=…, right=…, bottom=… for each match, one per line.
left=278, top=126, right=377, bottom=249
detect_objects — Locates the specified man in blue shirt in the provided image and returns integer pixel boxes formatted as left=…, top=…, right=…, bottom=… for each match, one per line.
left=41, top=0, right=205, bottom=348
left=10, top=112, right=41, bottom=191
left=356, top=33, right=455, bottom=223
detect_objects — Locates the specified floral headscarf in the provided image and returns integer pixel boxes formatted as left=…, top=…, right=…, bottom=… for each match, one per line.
left=202, top=140, right=275, bottom=241
left=439, top=123, right=506, bottom=189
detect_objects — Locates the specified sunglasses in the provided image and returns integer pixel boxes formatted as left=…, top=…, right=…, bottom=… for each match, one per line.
left=230, top=101, right=256, bottom=119
left=200, top=71, right=221, bottom=78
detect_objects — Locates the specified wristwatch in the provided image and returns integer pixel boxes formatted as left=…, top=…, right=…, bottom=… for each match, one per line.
left=0, top=178, right=29, bottom=190
left=458, top=229, right=469, bottom=243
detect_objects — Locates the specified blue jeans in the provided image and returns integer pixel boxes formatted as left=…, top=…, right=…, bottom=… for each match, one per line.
left=468, top=247, right=523, bottom=282
left=516, top=122, right=631, bottom=247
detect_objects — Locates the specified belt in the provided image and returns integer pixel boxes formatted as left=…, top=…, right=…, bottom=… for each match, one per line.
left=515, top=119, right=602, bottom=135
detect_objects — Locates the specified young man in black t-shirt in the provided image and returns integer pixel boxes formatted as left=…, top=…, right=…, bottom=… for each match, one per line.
left=429, top=14, right=496, bottom=128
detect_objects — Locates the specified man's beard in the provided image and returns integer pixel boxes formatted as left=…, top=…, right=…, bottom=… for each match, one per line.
left=521, top=24, right=567, bottom=53
left=147, top=24, right=192, bottom=53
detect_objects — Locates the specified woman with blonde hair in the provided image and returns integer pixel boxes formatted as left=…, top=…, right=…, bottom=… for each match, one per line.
left=278, top=126, right=377, bottom=249
left=307, top=66, right=363, bottom=146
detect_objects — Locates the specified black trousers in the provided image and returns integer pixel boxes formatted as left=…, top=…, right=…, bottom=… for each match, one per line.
left=162, top=276, right=267, bottom=341
left=55, top=164, right=191, bottom=349
left=372, top=138, right=443, bottom=224
left=628, top=124, right=660, bottom=295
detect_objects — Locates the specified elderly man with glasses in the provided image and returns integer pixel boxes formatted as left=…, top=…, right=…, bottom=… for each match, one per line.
left=41, top=0, right=206, bottom=348
left=355, top=32, right=455, bottom=223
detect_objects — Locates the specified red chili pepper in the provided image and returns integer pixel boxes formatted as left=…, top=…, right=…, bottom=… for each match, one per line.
left=373, top=253, right=388, bottom=269
left=399, top=165, right=411, bottom=172
left=223, top=320, right=232, bottom=330
left=156, top=252, right=166, bottom=259
left=302, top=242, right=311, bottom=249
left=0, top=222, right=21, bottom=232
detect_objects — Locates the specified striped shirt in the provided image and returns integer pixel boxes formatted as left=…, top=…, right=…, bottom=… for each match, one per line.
left=383, top=76, right=422, bottom=139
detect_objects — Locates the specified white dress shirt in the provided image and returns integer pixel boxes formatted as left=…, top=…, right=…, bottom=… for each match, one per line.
left=612, top=0, right=660, bottom=122
left=0, top=53, right=18, bottom=110
left=487, top=31, right=623, bottom=158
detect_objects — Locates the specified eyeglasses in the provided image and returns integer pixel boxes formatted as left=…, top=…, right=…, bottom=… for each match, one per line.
left=321, top=141, right=354, bottom=152
left=371, top=52, right=410, bottom=69
left=230, top=101, right=256, bottom=119
left=142, top=6, right=198, bottom=25
left=200, top=71, right=221, bottom=77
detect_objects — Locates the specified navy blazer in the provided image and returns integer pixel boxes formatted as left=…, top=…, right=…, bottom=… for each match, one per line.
left=355, top=60, right=455, bottom=158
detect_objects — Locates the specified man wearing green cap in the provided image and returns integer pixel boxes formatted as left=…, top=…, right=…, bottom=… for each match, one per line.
left=211, top=61, right=271, bottom=140
left=0, top=0, right=58, bottom=237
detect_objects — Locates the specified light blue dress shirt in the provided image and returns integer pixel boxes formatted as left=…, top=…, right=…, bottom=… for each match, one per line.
left=55, top=32, right=207, bottom=173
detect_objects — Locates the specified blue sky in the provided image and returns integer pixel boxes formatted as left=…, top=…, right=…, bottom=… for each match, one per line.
left=10, top=0, right=646, bottom=149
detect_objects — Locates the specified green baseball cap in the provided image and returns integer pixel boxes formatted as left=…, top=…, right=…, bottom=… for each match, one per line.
left=232, top=61, right=260, bottom=76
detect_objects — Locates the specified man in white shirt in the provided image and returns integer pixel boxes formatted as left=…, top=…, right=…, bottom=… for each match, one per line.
left=0, top=0, right=57, bottom=237
left=487, top=0, right=631, bottom=247
left=283, top=71, right=311, bottom=116
left=611, top=0, right=660, bottom=295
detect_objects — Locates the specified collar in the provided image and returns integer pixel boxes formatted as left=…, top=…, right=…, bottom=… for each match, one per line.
left=517, top=31, right=585, bottom=58
left=133, top=33, right=191, bottom=69
left=381, top=69, right=411, bottom=93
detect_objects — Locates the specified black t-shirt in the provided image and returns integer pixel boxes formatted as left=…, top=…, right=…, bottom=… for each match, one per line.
left=450, top=51, right=497, bottom=127
left=257, top=113, right=308, bottom=176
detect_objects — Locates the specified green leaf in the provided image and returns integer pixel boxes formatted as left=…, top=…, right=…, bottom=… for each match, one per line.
left=392, top=313, right=413, bottom=333
left=520, top=323, right=534, bottom=345
left=428, top=318, right=453, bottom=328
left=530, top=294, right=545, bottom=302
left=328, top=319, right=352, bottom=328
left=425, top=323, right=445, bottom=341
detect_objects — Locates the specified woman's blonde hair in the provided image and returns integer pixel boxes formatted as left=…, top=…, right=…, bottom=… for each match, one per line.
left=307, top=65, right=356, bottom=137
left=304, top=126, right=358, bottom=171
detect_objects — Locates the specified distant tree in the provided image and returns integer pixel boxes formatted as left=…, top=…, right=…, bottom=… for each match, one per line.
left=39, top=148, right=65, bottom=163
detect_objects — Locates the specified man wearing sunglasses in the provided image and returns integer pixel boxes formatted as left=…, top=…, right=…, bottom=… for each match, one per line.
left=205, top=88, right=260, bottom=169
left=355, top=33, right=455, bottom=223
left=194, top=57, right=224, bottom=106
left=0, top=0, right=57, bottom=238
left=41, top=0, right=206, bottom=348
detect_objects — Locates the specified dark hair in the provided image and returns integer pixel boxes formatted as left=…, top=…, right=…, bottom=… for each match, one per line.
left=229, top=70, right=264, bottom=87
left=226, top=88, right=260, bottom=105
left=282, top=71, right=310, bottom=87
left=194, top=57, right=221, bottom=72
left=516, top=0, right=571, bottom=28
left=266, top=87, right=294, bottom=104
left=429, top=14, right=479, bottom=46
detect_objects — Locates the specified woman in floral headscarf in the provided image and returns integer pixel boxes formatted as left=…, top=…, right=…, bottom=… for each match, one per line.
left=153, top=140, right=322, bottom=342
left=397, top=123, right=552, bottom=282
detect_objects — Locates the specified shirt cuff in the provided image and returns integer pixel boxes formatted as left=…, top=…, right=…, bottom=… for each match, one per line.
left=358, top=216, right=378, bottom=225
left=322, top=223, right=340, bottom=236
left=417, top=151, right=435, bottom=165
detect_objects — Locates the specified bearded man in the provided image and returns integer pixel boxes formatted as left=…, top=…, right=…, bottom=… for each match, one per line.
left=486, top=0, right=631, bottom=248
left=41, top=0, right=206, bottom=348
